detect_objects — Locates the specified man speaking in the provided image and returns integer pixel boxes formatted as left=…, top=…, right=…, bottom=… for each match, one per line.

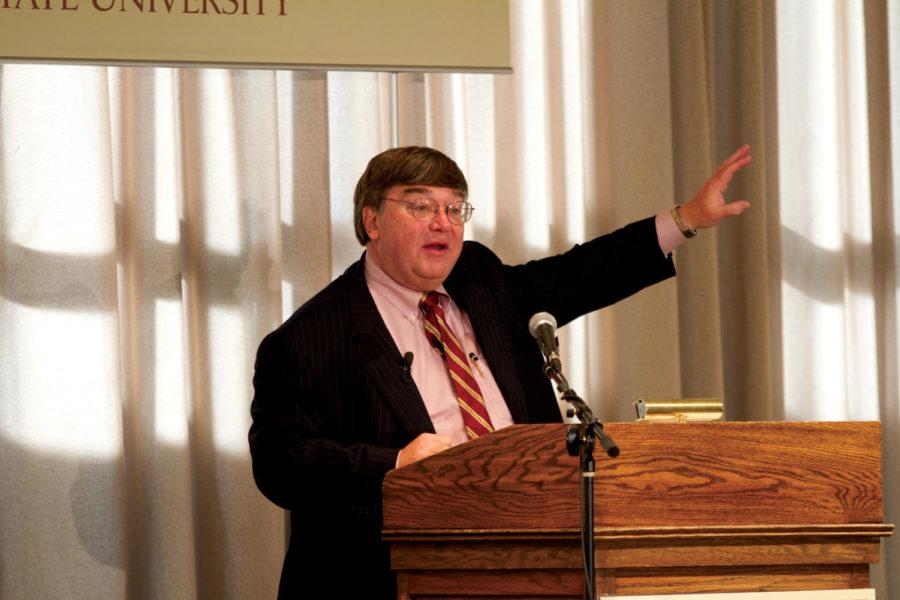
left=249, top=145, right=751, bottom=598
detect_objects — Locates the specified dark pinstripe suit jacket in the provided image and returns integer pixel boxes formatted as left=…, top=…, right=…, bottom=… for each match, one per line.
left=249, top=216, right=675, bottom=599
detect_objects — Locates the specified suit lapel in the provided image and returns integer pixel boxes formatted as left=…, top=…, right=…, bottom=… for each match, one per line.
left=345, top=258, right=435, bottom=435
left=446, top=265, right=531, bottom=424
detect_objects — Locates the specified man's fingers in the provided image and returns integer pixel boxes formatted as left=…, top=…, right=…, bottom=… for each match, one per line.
left=397, top=433, right=452, bottom=468
left=714, top=153, right=752, bottom=188
left=682, top=145, right=752, bottom=229
left=722, top=199, right=751, bottom=217
left=423, top=434, right=452, bottom=452
left=724, top=144, right=751, bottom=166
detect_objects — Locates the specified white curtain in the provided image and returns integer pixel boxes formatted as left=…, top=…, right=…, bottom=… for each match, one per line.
left=1, top=1, right=897, bottom=598
left=775, top=0, right=899, bottom=592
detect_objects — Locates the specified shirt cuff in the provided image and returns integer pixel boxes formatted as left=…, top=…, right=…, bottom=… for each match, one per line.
left=656, top=210, right=687, bottom=257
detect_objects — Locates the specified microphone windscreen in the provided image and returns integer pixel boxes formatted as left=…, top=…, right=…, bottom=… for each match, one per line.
left=528, top=312, right=557, bottom=338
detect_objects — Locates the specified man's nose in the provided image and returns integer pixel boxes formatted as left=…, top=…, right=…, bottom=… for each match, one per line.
left=430, top=206, right=452, bottom=228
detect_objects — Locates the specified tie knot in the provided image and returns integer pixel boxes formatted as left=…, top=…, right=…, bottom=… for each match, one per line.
left=419, top=291, right=443, bottom=314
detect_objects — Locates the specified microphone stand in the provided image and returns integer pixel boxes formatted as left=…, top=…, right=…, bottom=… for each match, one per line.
left=543, top=363, right=619, bottom=600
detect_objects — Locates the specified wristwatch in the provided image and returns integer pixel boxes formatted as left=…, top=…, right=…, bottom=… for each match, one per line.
left=671, top=204, right=698, bottom=239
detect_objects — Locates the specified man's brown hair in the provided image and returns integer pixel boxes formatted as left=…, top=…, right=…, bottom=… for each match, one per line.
left=353, top=146, right=468, bottom=245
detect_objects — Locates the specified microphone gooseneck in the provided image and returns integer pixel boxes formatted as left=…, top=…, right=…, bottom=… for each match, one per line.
left=528, top=314, right=618, bottom=600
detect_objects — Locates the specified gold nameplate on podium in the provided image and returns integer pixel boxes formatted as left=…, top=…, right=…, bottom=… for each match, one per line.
left=633, top=398, right=724, bottom=422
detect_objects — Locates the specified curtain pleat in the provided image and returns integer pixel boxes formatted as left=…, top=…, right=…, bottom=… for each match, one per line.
left=865, top=0, right=899, bottom=592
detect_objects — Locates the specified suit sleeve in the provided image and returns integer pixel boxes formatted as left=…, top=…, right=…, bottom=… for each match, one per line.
left=500, top=217, right=675, bottom=327
left=248, top=326, right=400, bottom=512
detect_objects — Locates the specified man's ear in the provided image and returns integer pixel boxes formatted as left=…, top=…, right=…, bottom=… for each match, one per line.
left=363, top=206, right=380, bottom=241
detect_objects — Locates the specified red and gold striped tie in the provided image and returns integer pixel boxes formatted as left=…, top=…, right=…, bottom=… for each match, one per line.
left=419, top=291, right=494, bottom=439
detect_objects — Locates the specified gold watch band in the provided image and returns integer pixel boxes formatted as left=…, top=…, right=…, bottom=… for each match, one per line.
left=671, top=204, right=698, bottom=239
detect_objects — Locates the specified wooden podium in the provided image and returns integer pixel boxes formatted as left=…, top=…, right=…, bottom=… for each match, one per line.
left=382, top=422, right=893, bottom=599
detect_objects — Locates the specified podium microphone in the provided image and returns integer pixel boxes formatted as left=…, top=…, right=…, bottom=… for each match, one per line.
left=528, top=312, right=562, bottom=375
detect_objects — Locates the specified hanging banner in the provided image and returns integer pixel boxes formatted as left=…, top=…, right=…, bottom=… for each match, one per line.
left=0, top=0, right=511, bottom=72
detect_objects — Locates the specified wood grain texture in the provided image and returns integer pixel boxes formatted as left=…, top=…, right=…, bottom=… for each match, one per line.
left=609, top=564, right=868, bottom=595
left=403, top=569, right=583, bottom=596
left=388, top=529, right=888, bottom=570
left=398, top=564, right=866, bottom=598
left=383, top=422, right=892, bottom=597
left=383, top=422, right=884, bottom=531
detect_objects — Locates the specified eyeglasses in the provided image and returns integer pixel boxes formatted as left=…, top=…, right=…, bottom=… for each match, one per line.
left=384, top=197, right=474, bottom=225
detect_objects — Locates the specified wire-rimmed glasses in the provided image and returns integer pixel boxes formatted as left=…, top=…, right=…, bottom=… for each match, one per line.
left=384, top=196, right=474, bottom=225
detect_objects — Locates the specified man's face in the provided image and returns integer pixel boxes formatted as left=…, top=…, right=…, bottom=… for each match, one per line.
left=363, top=184, right=465, bottom=292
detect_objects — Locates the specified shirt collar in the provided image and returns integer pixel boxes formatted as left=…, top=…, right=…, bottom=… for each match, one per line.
left=364, top=253, right=449, bottom=320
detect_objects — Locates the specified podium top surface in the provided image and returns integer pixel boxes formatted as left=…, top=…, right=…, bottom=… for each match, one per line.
left=382, top=421, right=885, bottom=532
